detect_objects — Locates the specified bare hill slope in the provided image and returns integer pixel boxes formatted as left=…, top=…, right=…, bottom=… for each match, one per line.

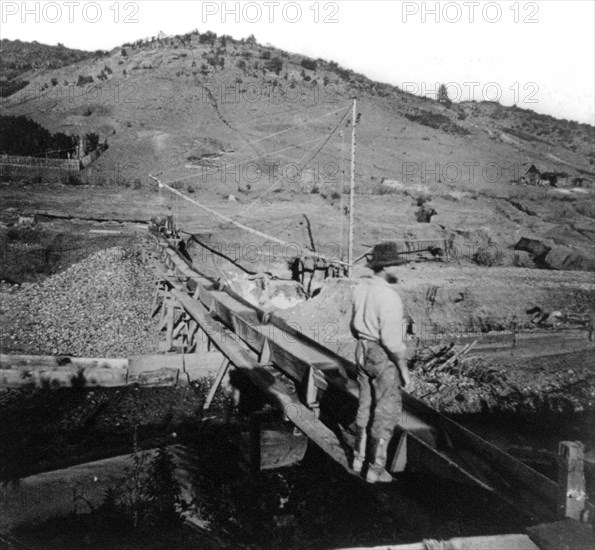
left=1, top=31, right=594, bottom=267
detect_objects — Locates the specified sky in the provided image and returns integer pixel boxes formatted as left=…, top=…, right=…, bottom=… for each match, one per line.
left=1, top=0, right=594, bottom=124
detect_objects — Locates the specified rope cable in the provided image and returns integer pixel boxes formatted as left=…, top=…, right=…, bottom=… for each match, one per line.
left=158, top=104, right=350, bottom=181
left=235, top=104, right=351, bottom=216
left=159, top=135, right=329, bottom=188
left=149, top=174, right=349, bottom=267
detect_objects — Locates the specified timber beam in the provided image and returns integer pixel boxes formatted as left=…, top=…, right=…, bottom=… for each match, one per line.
left=0, top=352, right=225, bottom=389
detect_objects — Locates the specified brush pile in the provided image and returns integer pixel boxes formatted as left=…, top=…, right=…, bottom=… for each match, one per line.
left=411, top=346, right=595, bottom=415
left=411, top=341, right=483, bottom=413
left=526, top=305, right=593, bottom=330
left=415, top=341, right=477, bottom=375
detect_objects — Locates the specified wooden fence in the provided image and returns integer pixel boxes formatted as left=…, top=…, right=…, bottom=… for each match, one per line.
left=0, top=154, right=79, bottom=170
left=0, top=144, right=109, bottom=178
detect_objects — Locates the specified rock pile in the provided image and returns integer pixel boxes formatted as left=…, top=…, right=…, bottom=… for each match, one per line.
left=0, top=246, right=157, bottom=357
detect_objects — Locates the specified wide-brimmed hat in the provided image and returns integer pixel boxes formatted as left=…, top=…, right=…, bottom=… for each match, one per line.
left=365, top=242, right=408, bottom=269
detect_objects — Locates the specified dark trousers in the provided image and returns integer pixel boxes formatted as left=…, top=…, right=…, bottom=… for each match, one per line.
left=355, top=340, right=402, bottom=440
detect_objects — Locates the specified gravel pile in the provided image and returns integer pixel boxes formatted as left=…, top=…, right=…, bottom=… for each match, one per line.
left=0, top=246, right=158, bottom=357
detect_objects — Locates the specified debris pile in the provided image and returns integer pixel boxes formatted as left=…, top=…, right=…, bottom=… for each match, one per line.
left=411, top=342, right=484, bottom=411
left=415, top=341, right=477, bottom=375
left=526, top=306, right=593, bottom=330
left=0, top=246, right=157, bottom=357
left=514, top=237, right=595, bottom=272
left=411, top=349, right=595, bottom=415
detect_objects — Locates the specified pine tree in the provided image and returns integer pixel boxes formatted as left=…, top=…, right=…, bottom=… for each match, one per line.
left=145, top=446, right=181, bottom=527
left=438, top=84, right=452, bottom=107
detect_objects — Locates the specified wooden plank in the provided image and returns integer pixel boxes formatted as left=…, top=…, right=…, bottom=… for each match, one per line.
left=527, top=519, right=595, bottom=550
left=338, top=534, right=540, bottom=550
left=0, top=354, right=129, bottom=389
left=137, top=367, right=179, bottom=386
left=0, top=354, right=128, bottom=370
left=0, top=353, right=224, bottom=389
left=558, top=441, right=587, bottom=520
left=128, top=353, right=224, bottom=384
left=402, top=427, right=496, bottom=492
left=176, top=289, right=337, bottom=393
left=246, top=366, right=352, bottom=470
left=203, top=359, right=230, bottom=410
left=226, top=312, right=308, bottom=382
left=0, top=366, right=128, bottom=389
left=129, top=353, right=225, bottom=371
left=204, top=294, right=346, bottom=390
left=390, top=432, right=408, bottom=473
left=171, top=290, right=269, bottom=376
left=402, top=392, right=560, bottom=519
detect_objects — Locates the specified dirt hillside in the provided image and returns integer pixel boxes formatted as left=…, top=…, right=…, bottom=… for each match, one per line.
left=1, top=33, right=594, bottom=269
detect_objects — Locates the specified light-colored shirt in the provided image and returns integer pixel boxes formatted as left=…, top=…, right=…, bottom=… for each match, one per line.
left=350, top=276, right=407, bottom=357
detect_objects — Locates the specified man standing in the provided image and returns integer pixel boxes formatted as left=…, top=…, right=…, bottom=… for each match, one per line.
left=350, top=242, right=413, bottom=483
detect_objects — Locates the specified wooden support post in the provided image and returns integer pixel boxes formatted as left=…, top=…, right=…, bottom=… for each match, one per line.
left=151, top=282, right=166, bottom=318
left=158, top=289, right=170, bottom=327
left=203, top=359, right=231, bottom=410
left=194, top=327, right=209, bottom=353
left=249, top=411, right=308, bottom=473
left=165, top=300, right=175, bottom=352
left=389, top=432, right=408, bottom=473
left=151, top=296, right=160, bottom=318
left=305, top=366, right=320, bottom=420
left=347, top=97, right=356, bottom=277
left=558, top=441, right=587, bottom=520
left=157, top=303, right=167, bottom=333
left=185, top=319, right=198, bottom=352
left=259, top=339, right=271, bottom=365
left=172, top=313, right=189, bottom=340
left=232, top=387, right=240, bottom=408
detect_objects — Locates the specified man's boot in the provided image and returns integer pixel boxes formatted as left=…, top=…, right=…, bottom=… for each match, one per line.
left=352, top=426, right=367, bottom=474
left=365, top=437, right=393, bottom=483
